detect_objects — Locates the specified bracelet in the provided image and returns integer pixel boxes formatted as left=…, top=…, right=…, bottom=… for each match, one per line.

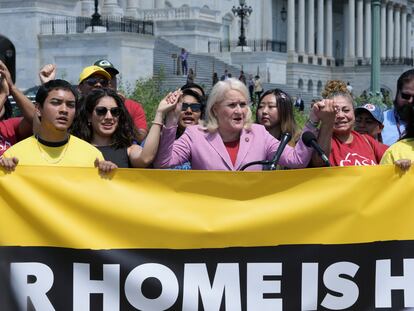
left=151, top=121, right=164, bottom=127
left=306, top=119, right=320, bottom=128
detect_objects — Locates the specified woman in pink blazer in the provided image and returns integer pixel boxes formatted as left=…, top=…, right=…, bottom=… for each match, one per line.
left=154, top=78, right=320, bottom=171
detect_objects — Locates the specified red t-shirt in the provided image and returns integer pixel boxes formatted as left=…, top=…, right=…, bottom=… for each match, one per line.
left=330, top=130, right=388, bottom=166
left=0, top=117, right=21, bottom=156
left=124, top=99, right=147, bottom=130
left=224, top=140, right=240, bottom=166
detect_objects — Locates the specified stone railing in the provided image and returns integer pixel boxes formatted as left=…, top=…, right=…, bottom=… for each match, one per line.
left=139, top=6, right=219, bottom=23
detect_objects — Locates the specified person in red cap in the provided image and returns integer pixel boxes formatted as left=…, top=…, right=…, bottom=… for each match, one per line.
left=94, top=59, right=148, bottom=143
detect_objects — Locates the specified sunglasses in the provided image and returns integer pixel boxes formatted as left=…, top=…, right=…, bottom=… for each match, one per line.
left=400, top=92, right=414, bottom=101
left=182, top=103, right=202, bottom=112
left=85, top=77, right=109, bottom=87
left=94, top=106, right=121, bottom=117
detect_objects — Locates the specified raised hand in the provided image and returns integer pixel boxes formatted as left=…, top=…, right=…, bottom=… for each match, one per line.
left=39, top=64, right=57, bottom=84
left=310, top=99, right=336, bottom=125
left=158, top=89, right=182, bottom=114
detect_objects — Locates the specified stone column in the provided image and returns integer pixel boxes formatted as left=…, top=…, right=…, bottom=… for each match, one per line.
left=262, top=0, right=273, bottom=41
left=155, top=0, right=164, bottom=8
left=381, top=1, right=387, bottom=58
left=344, top=2, right=349, bottom=59
left=348, top=0, right=355, bottom=58
left=371, top=0, right=381, bottom=94
left=80, top=0, right=94, bottom=17
left=102, top=0, right=123, bottom=16
left=298, top=0, right=305, bottom=54
left=401, top=7, right=407, bottom=58
left=394, top=5, right=401, bottom=58
left=387, top=2, right=394, bottom=58
left=356, top=0, right=364, bottom=58
left=326, top=0, right=333, bottom=57
left=126, top=0, right=139, bottom=18
left=407, top=15, right=412, bottom=58
left=307, top=0, right=315, bottom=55
left=317, top=0, right=324, bottom=56
left=364, top=0, right=371, bottom=59
left=287, top=0, right=296, bottom=53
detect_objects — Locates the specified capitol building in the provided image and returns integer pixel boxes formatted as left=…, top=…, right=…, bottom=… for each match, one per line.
left=0, top=0, right=413, bottom=100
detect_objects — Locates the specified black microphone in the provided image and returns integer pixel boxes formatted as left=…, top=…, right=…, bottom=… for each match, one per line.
left=269, top=132, right=292, bottom=170
left=302, top=131, right=331, bottom=167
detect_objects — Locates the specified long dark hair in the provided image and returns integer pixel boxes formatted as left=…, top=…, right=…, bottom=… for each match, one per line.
left=256, top=88, right=298, bottom=141
left=71, top=88, right=137, bottom=148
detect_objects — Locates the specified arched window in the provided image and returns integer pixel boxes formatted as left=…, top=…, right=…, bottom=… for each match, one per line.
left=317, top=80, right=323, bottom=95
left=298, top=79, right=304, bottom=91
left=308, top=80, right=314, bottom=93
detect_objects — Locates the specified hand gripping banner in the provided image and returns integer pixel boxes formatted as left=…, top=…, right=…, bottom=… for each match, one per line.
left=1, top=165, right=414, bottom=311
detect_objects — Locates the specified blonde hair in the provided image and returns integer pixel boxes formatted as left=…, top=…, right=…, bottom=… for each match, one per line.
left=199, top=78, right=252, bottom=132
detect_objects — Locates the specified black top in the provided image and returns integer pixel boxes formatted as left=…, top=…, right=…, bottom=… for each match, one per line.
left=96, top=145, right=131, bottom=168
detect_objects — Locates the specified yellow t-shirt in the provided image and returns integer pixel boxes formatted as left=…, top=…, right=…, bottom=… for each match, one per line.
left=3, top=135, right=104, bottom=167
left=380, top=138, right=414, bottom=165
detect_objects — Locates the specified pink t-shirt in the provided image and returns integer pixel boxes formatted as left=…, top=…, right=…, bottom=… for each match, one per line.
left=330, top=130, right=388, bottom=166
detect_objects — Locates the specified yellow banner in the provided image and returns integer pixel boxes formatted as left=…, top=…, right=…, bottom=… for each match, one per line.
left=0, top=165, right=413, bottom=249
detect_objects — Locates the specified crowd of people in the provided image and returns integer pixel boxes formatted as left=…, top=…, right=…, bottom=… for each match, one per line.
left=0, top=58, right=413, bottom=173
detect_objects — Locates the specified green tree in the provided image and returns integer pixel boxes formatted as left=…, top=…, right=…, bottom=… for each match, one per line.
left=123, top=67, right=168, bottom=122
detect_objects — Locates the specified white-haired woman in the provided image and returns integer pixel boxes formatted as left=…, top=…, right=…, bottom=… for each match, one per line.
left=154, top=78, right=320, bottom=171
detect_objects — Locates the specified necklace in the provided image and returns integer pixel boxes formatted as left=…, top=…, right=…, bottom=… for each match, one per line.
left=35, top=135, right=70, bottom=164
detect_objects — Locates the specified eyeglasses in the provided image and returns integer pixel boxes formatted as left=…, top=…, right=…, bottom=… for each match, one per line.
left=181, top=103, right=202, bottom=112
left=85, top=77, right=109, bottom=87
left=94, top=106, right=121, bottom=117
left=400, top=92, right=414, bottom=101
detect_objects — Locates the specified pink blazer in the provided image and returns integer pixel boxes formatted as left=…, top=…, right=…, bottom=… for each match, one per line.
left=154, top=124, right=316, bottom=171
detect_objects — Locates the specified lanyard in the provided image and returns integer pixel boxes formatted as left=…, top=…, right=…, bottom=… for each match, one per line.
left=394, top=110, right=405, bottom=139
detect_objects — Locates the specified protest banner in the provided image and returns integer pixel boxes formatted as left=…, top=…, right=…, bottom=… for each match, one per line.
left=0, top=165, right=413, bottom=310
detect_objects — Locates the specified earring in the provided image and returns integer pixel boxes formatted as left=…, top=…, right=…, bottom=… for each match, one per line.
left=88, top=122, right=91, bottom=127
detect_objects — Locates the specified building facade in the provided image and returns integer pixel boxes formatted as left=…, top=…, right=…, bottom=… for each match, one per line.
left=0, top=0, right=413, bottom=98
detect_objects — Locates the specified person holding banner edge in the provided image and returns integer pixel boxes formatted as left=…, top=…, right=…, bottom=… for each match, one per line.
left=0, top=80, right=116, bottom=174
left=154, top=78, right=326, bottom=171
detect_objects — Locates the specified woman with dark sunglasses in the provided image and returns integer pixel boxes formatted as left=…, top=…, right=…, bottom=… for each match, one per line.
left=177, top=88, right=205, bottom=138
left=166, top=88, right=205, bottom=170
left=72, top=88, right=179, bottom=168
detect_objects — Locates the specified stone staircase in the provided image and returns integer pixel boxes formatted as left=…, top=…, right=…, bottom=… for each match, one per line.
left=154, top=38, right=243, bottom=93
left=153, top=37, right=315, bottom=109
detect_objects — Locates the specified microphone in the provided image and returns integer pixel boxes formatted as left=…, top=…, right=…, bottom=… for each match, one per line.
left=269, top=132, right=292, bottom=170
left=302, top=131, right=331, bottom=167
